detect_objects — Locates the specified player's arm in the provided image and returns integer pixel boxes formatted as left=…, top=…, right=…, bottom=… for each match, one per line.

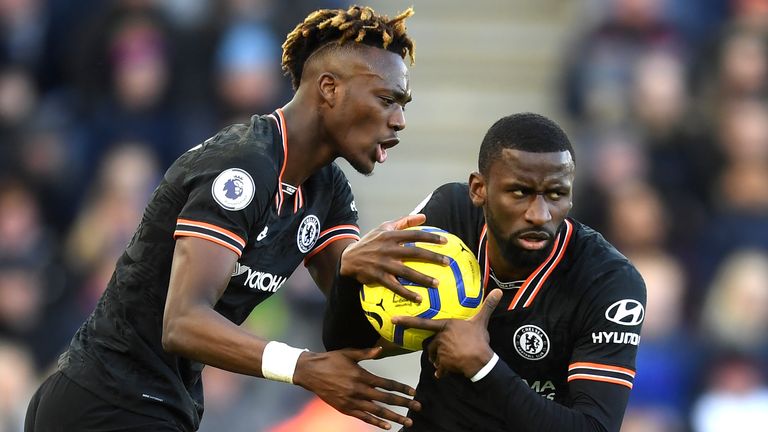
left=305, top=238, right=406, bottom=354
left=468, top=357, right=625, bottom=432
left=162, top=236, right=420, bottom=429
left=394, top=291, right=615, bottom=432
left=396, top=267, right=646, bottom=432
left=311, top=214, right=448, bottom=352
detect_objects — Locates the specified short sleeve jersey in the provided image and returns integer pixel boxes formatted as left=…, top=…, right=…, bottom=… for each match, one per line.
left=406, top=183, right=646, bottom=432
left=58, top=110, right=360, bottom=430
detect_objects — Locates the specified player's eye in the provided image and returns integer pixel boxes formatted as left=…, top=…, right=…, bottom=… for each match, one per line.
left=379, top=96, right=395, bottom=106
left=511, top=189, right=526, bottom=198
left=547, top=190, right=569, bottom=200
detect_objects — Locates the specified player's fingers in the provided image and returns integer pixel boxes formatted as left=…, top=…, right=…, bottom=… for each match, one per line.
left=377, top=275, right=422, bottom=302
left=363, top=396, right=418, bottom=424
left=347, top=409, right=394, bottom=430
left=398, top=244, right=449, bottom=266
left=366, top=387, right=421, bottom=411
left=472, top=289, right=503, bottom=327
left=393, top=229, right=447, bottom=245
left=366, top=373, right=418, bottom=398
left=426, top=339, right=439, bottom=365
left=392, top=316, right=446, bottom=332
left=391, top=213, right=426, bottom=230
left=393, top=266, right=440, bottom=289
left=344, top=346, right=384, bottom=362
left=435, top=364, right=448, bottom=379
left=354, top=402, right=416, bottom=429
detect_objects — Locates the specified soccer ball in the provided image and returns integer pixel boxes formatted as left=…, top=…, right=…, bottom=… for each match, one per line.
left=360, top=226, right=483, bottom=351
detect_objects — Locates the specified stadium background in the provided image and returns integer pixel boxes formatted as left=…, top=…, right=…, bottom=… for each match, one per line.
left=1, top=0, right=767, bottom=431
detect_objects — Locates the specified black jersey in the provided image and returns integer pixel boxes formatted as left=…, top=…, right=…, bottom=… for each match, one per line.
left=58, top=110, right=359, bottom=430
left=406, top=183, right=646, bottom=432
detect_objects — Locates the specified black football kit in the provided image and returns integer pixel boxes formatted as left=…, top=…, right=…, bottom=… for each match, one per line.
left=324, top=182, right=646, bottom=432
left=30, top=110, right=359, bottom=431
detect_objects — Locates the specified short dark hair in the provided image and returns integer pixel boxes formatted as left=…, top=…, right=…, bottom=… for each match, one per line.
left=478, top=113, right=575, bottom=175
left=282, top=5, right=415, bottom=90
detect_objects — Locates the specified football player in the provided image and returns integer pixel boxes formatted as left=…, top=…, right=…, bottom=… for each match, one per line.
left=25, top=6, right=447, bottom=432
left=328, top=113, right=647, bottom=431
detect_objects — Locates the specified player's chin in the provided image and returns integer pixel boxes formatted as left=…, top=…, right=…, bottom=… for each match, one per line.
left=348, top=156, right=375, bottom=176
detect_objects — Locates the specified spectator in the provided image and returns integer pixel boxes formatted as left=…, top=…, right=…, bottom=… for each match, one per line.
left=75, top=2, right=190, bottom=170
left=627, top=252, right=700, bottom=423
left=213, top=22, right=282, bottom=125
left=0, top=340, right=36, bottom=432
left=562, top=0, right=685, bottom=128
left=691, top=353, right=768, bottom=432
left=65, top=142, right=160, bottom=310
left=698, top=250, right=768, bottom=356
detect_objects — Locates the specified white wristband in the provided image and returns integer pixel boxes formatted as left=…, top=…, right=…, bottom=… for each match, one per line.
left=261, top=341, right=308, bottom=384
left=470, top=352, right=499, bottom=382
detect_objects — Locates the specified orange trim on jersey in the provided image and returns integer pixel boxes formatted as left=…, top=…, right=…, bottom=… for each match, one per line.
left=177, top=218, right=246, bottom=248
left=303, top=234, right=360, bottom=263
left=478, top=224, right=487, bottom=257
left=523, top=219, right=574, bottom=307
left=508, top=234, right=561, bottom=310
left=174, top=231, right=242, bottom=257
left=275, top=109, right=289, bottom=215
left=567, top=374, right=633, bottom=389
left=319, top=224, right=360, bottom=237
left=481, top=225, right=490, bottom=290
left=569, top=362, right=636, bottom=377
left=294, top=186, right=303, bottom=213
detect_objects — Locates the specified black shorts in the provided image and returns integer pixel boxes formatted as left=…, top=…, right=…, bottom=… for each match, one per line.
left=25, top=371, right=184, bottom=432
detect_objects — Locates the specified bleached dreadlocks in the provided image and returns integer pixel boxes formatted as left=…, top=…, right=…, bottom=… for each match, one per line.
left=282, top=5, right=415, bottom=90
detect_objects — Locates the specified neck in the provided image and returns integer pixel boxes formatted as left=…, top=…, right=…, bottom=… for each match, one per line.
left=488, top=266, right=523, bottom=289
left=279, top=98, right=336, bottom=186
left=486, top=236, right=537, bottom=282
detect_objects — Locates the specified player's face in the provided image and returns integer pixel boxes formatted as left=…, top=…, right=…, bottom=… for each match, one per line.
left=330, top=49, right=410, bottom=175
left=472, top=149, right=574, bottom=271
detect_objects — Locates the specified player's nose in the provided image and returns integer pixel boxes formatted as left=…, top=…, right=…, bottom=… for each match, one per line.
left=389, top=105, right=405, bottom=132
left=524, top=194, right=552, bottom=226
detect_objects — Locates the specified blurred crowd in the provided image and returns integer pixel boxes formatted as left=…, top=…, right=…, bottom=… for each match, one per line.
left=565, top=0, right=768, bottom=431
left=0, top=0, right=766, bottom=431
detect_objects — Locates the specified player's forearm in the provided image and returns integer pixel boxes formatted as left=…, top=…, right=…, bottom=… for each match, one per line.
left=322, top=269, right=380, bottom=350
left=162, top=304, right=272, bottom=376
left=474, top=360, right=619, bottom=432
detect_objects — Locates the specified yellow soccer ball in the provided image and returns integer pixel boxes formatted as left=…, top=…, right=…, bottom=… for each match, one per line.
left=360, top=226, right=483, bottom=351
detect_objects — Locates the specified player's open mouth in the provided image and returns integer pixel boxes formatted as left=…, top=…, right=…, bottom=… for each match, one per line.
left=518, top=232, right=550, bottom=250
left=376, top=144, right=387, bottom=163
left=376, top=138, right=400, bottom=163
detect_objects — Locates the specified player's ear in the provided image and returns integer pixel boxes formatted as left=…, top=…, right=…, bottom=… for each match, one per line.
left=317, top=72, right=339, bottom=107
left=469, top=171, right=486, bottom=207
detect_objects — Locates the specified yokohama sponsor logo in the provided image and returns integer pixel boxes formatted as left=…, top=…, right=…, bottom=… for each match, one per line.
left=240, top=266, right=287, bottom=292
left=591, top=331, right=640, bottom=346
left=522, top=379, right=556, bottom=400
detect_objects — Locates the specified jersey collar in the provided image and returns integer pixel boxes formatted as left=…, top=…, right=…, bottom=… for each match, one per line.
left=268, top=109, right=304, bottom=215
left=479, top=219, right=574, bottom=310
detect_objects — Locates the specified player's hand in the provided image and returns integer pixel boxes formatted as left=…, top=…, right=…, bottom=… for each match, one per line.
left=392, top=289, right=503, bottom=379
left=293, top=346, right=421, bottom=430
left=339, top=213, right=449, bottom=303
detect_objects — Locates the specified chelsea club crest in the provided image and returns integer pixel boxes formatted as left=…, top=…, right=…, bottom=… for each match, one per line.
left=514, top=325, right=550, bottom=361
left=297, top=215, right=320, bottom=253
